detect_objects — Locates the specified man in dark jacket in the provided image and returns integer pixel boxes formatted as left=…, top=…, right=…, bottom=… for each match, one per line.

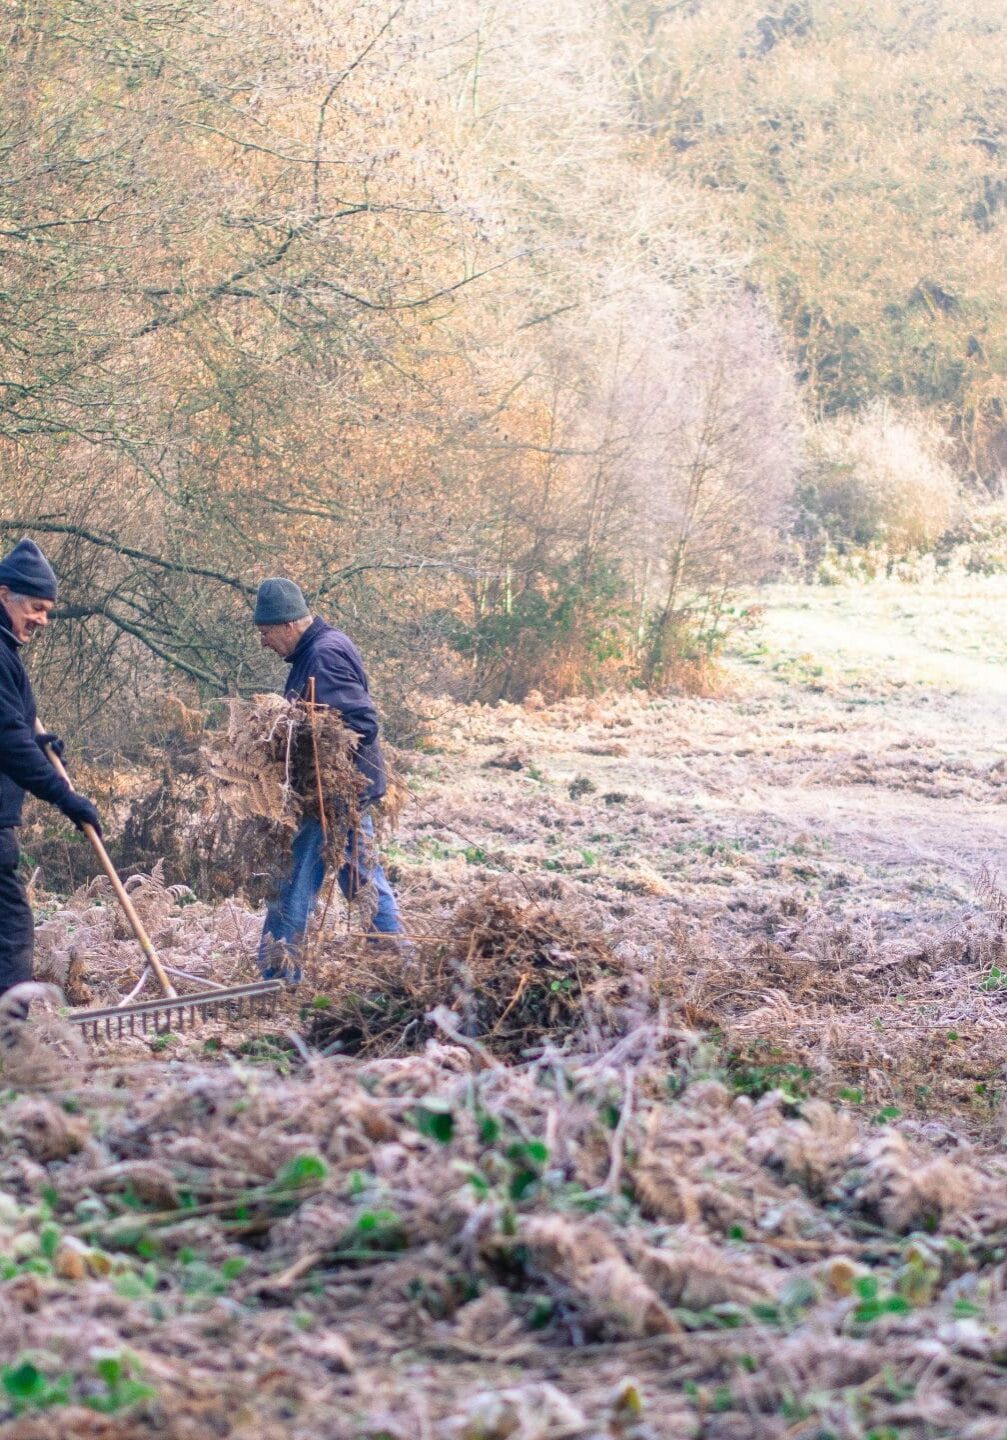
left=0, top=538, right=102, bottom=1000
left=253, top=577, right=405, bottom=980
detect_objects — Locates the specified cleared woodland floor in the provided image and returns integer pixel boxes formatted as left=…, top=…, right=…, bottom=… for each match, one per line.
left=4, top=577, right=1007, bottom=1439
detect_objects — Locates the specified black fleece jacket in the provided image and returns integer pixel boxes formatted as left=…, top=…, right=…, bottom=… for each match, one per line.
left=0, top=605, right=73, bottom=827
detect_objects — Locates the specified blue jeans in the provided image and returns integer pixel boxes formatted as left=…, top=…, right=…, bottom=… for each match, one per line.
left=258, top=813, right=402, bottom=981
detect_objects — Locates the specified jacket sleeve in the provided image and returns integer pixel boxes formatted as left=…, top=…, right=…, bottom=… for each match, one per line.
left=0, top=662, right=74, bottom=810
left=310, top=649, right=380, bottom=746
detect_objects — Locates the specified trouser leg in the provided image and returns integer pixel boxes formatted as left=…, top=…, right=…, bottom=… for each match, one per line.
left=338, top=813, right=403, bottom=936
left=257, top=818, right=326, bottom=980
left=0, top=828, right=32, bottom=999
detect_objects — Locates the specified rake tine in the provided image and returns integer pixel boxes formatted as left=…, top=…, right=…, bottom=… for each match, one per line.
left=68, top=981, right=285, bottom=1043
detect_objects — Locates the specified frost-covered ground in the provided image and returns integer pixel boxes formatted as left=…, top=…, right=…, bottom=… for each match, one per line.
left=4, top=577, right=1007, bottom=1438
left=398, top=576, right=1007, bottom=951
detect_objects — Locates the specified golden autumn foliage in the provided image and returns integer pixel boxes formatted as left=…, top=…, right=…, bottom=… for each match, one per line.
left=2, top=0, right=999, bottom=730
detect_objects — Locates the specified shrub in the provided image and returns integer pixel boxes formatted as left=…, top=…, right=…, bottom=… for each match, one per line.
left=448, top=552, right=632, bottom=702
left=933, top=502, right=1007, bottom=575
left=802, top=403, right=960, bottom=555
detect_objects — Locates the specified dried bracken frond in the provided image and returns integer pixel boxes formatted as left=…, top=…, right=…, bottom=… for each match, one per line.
left=5, top=1094, right=89, bottom=1160
left=634, top=1239, right=774, bottom=1309
left=375, top=753, right=410, bottom=835
left=450, top=886, right=630, bottom=1051
left=159, top=693, right=206, bottom=741
left=0, top=984, right=88, bottom=1091
left=452, top=1384, right=587, bottom=1440
left=975, top=862, right=1007, bottom=928
left=203, top=695, right=407, bottom=868
left=517, top=1215, right=678, bottom=1338
left=203, top=693, right=304, bottom=829
left=750, top=1100, right=861, bottom=1198
left=304, top=884, right=629, bottom=1059
left=841, top=1131, right=979, bottom=1232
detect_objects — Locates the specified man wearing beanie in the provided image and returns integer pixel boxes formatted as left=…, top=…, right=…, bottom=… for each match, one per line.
left=0, top=538, right=102, bottom=999
left=253, top=577, right=406, bottom=980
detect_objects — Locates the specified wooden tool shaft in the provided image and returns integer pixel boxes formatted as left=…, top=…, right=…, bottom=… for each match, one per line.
left=35, top=723, right=177, bottom=1000
left=306, top=676, right=328, bottom=845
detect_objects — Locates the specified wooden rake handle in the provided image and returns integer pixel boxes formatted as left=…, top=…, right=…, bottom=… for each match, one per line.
left=34, top=721, right=177, bottom=1000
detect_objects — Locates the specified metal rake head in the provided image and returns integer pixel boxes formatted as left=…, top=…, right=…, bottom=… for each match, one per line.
left=68, top=980, right=284, bottom=1044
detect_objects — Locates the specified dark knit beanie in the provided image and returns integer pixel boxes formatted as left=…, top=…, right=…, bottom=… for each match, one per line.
left=253, top=577, right=310, bottom=625
left=0, top=538, right=58, bottom=601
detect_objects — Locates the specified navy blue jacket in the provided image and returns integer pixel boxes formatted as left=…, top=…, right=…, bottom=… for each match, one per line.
left=284, top=617, right=386, bottom=804
left=0, top=605, right=73, bottom=827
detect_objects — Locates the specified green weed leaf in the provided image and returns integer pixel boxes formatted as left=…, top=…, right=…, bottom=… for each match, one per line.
left=272, top=1153, right=328, bottom=1190
left=413, top=1101, right=455, bottom=1144
left=3, top=1361, right=45, bottom=1401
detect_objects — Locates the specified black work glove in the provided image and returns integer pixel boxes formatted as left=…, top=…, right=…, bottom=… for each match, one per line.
left=36, top=731, right=65, bottom=761
left=61, top=792, right=102, bottom=838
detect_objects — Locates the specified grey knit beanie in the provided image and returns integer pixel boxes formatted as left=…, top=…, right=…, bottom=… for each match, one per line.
left=253, top=577, right=310, bottom=625
left=0, top=538, right=58, bottom=601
